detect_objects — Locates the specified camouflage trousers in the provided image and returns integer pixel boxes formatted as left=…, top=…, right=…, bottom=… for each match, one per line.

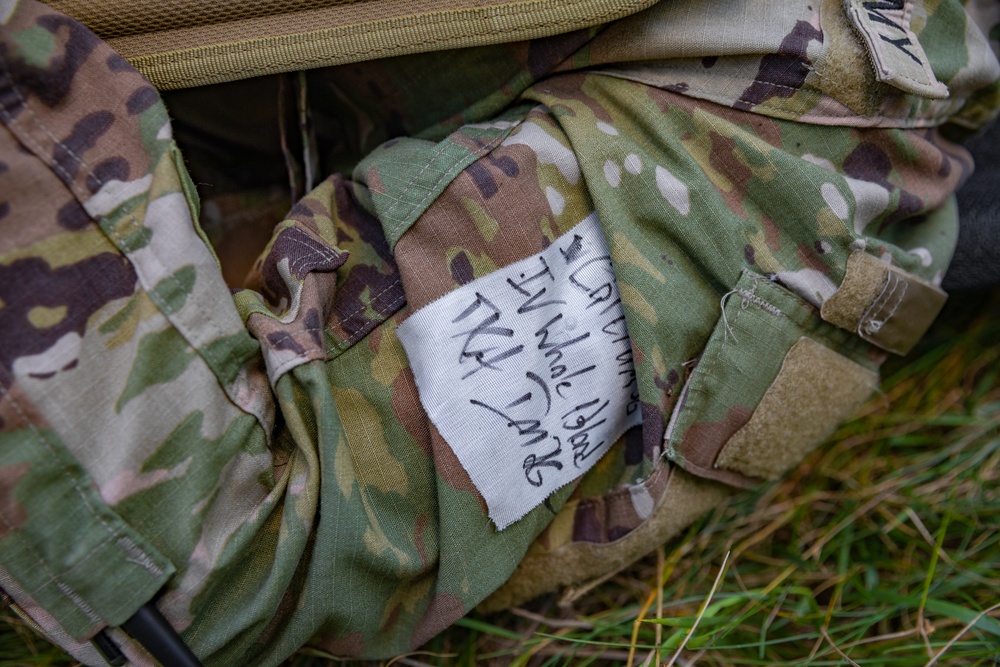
left=1, top=0, right=998, bottom=665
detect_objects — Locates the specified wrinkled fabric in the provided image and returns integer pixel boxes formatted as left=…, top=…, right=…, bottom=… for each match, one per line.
left=1, top=0, right=999, bottom=665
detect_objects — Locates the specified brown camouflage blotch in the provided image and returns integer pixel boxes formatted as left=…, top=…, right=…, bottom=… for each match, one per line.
left=311, top=631, right=364, bottom=659
left=53, top=110, right=114, bottom=183
left=125, top=86, right=159, bottom=116
left=0, top=126, right=87, bottom=253
left=272, top=226, right=347, bottom=282
left=464, top=161, right=501, bottom=199
left=391, top=145, right=551, bottom=309
left=544, top=73, right=616, bottom=123
left=2, top=4, right=157, bottom=202
left=761, top=214, right=783, bottom=252
left=605, top=486, right=643, bottom=542
left=0, top=380, right=51, bottom=433
left=365, top=166, right=385, bottom=195
left=409, top=593, right=465, bottom=649
left=843, top=141, right=893, bottom=186
left=796, top=241, right=835, bottom=276
left=0, top=462, right=30, bottom=537
left=448, top=250, right=474, bottom=285
left=735, top=20, right=823, bottom=111
left=707, top=131, right=753, bottom=219
left=884, top=189, right=925, bottom=227
left=679, top=404, right=754, bottom=471
left=644, top=87, right=784, bottom=150
left=390, top=366, right=433, bottom=457
left=56, top=199, right=89, bottom=230
left=86, top=156, right=129, bottom=194
left=332, top=264, right=404, bottom=344
left=285, top=197, right=326, bottom=225
left=571, top=497, right=604, bottom=543
left=0, top=253, right=136, bottom=377
left=428, top=423, right=483, bottom=510
left=3, top=9, right=101, bottom=111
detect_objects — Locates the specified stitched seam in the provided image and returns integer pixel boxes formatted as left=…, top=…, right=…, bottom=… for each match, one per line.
left=268, top=350, right=325, bottom=379
left=0, top=57, right=234, bottom=387
left=643, top=72, right=958, bottom=127
left=867, top=272, right=906, bottom=334
left=285, top=233, right=343, bottom=276
left=116, top=537, right=165, bottom=578
left=384, top=129, right=512, bottom=241
left=737, top=287, right=783, bottom=318
left=54, top=584, right=101, bottom=624
left=1, top=57, right=235, bottom=383
left=381, top=141, right=450, bottom=224
left=345, top=290, right=406, bottom=346
left=880, top=276, right=907, bottom=324
left=1, top=48, right=277, bottom=626
left=858, top=270, right=899, bottom=340
left=850, top=0, right=936, bottom=89
left=103, top=217, right=229, bottom=377
left=337, top=279, right=405, bottom=333
left=0, top=58, right=93, bottom=197
left=0, top=385, right=131, bottom=625
left=258, top=278, right=405, bottom=376
left=126, top=1, right=653, bottom=69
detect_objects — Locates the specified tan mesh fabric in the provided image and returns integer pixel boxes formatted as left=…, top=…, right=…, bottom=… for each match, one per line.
left=46, top=0, right=356, bottom=38
left=44, top=0, right=659, bottom=89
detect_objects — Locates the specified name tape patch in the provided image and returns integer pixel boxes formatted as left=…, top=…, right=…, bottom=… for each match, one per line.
left=398, top=213, right=642, bottom=529
left=845, top=0, right=948, bottom=99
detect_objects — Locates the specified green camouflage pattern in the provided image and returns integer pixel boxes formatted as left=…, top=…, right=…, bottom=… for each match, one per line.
left=1, top=0, right=998, bottom=664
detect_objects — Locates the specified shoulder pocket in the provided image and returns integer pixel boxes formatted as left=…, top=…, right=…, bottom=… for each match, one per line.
left=664, top=270, right=879, bottom=488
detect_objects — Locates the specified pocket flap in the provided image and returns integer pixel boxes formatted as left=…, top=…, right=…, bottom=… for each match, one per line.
left=664, top=271, right=878, bottom=488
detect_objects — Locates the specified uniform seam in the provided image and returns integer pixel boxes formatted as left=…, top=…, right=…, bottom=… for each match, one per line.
left=634, top=71, right=959, bottom=127
left=103, top=215, right=231, bottom=377
left=381, top=140, right=451, bottom=232
left=285, top=233, right=345, bottom=276
left=0, top=54, right=234, bottom=384
left=383, top=128, right=514, bottom=243
left=0, top=61, right=167, bottom=588
left=0, top=384, right=134, bottom=627
left=0, top=59, right=256, bottom=612
left=0, top=56, right=92, bottom=200
left=338, top=279, right=405, bottom=336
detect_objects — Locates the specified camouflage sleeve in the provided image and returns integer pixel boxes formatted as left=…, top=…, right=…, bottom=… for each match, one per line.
left=0, top=1, right=275, bottom=664
left=1, top=0, right=998, bottom=665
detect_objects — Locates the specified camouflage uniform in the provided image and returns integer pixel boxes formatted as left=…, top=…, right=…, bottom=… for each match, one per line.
left=1, top=0, right=998, bottom=664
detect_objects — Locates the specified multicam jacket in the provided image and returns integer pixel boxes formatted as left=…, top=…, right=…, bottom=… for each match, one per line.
left=1, top=0, right=998, bottom=664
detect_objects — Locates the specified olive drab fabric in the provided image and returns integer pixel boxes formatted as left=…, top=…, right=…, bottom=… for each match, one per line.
left=1, top=0, right=998, bottom=665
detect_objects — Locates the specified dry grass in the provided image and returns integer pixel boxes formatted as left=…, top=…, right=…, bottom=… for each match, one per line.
left=4, top=291, right=999, bottom=667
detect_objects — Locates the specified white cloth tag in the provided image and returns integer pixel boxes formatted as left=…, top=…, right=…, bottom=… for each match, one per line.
left=398, top=213, right=642, bottom=529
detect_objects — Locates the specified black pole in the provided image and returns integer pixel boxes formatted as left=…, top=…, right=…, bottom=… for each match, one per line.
left=120, top=602, right=204, bottom=667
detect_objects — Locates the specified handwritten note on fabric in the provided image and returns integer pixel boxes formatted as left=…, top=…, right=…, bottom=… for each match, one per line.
left=398, top=213, right=642, bottom=529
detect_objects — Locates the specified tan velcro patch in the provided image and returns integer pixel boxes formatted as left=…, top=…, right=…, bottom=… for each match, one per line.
left=715, top=337, right=877, bottom=481
left=820, top=250, right=947, bottom=355
left=477, top=466, right=731, bottom=613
